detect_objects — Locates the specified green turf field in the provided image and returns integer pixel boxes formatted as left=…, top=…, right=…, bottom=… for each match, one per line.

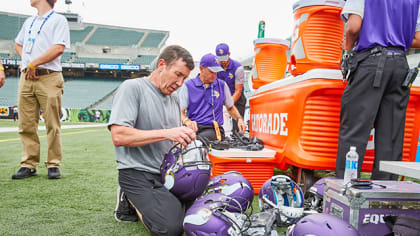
left=0, top=120, right=276, bottom=235
left=0, top=120, right=146, bottom=235
left=1, top=120, right=417, bottom=235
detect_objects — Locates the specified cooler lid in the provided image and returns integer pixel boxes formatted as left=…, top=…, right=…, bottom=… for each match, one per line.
left=254, top=69, right=343, bottom=95
left=209, top=148, right=276, bottom=158
left=293, top=0, right=345, bottom=12
left=253, top=38, right=290, bottom=48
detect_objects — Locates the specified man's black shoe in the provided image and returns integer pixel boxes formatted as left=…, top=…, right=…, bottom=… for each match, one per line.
left=48, top=167, right=61, bottom=179
left=114, top=186, right=139, bottom=222
left=12, top=167, right=37, bottom=179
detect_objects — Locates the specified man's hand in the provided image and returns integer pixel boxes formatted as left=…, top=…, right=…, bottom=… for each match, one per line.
left=184, top=119, right=198, bottom=132
left=25, top=67, right=39, bottom=80
left=340, top=38, right=346, bottom=50
left=237, top=118, right=247, bottom=133
left=166, top=126, right=196, bottom=147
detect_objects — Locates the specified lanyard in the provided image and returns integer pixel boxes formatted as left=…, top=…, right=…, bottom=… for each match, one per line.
left=211, top=83, right=216, bottom=121
left=28, top=11, right=54, bottom=35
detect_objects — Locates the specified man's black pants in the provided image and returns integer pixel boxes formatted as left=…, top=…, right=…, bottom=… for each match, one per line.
left=119, top=169, right=185, bottom=236
left=232, top=92, right=246, bottom=133
left=336, top=53, right=410, bottom=180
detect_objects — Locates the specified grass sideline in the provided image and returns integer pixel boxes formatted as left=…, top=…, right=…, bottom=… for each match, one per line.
left=0, top=120, right=271, bottom=235
left=1, top=120, right=418, bottom=235
left=0, top=120, right=144, bottom=235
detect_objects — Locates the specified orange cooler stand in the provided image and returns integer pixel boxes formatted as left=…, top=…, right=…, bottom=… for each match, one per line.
left=289, top=0, right=345, bottom=76
left=251, top=38, right=290, bottom=89
left=208, top=148, right=276, bottom=194
left=249, top=69, right=420, bottom=172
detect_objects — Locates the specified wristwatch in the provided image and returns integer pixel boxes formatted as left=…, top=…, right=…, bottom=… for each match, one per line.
left=182, top=117, right=191, bottom=125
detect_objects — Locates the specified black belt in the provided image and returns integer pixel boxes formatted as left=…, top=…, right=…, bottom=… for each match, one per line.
left=369, top=46, right=405, bottom=88
left=342, top=46, right=405, bottom=85
left=371, top=51, right=405, bottom=56
left=369, top=46, right=404, bottom=53
left=23, top=68, right=58, bottom=76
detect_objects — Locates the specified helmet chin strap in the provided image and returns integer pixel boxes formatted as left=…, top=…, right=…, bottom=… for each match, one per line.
left=262, top=196, right=305, bottom=221
left=212, top=200, right=248, bottom=235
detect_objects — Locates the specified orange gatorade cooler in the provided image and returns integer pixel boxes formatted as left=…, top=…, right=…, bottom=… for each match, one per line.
left=208, top=148, right=277, bottom=194
left=251, top=38, right=290, bottom=89
left=289, top=0, right=345, bottom=76
left=249, top=69, right=420, bottom=172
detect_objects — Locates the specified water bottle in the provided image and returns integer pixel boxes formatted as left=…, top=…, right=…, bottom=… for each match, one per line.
left=343, top=146, right=359, bottom=185
left=258, top=20, right=265, bottom=38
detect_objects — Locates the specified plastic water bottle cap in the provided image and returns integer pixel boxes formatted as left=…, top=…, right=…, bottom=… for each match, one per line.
left=350, top=146, right=356, bottom=151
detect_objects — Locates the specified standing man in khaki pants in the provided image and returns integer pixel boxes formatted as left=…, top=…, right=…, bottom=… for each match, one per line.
left=12, top=0, right=70, bottom=179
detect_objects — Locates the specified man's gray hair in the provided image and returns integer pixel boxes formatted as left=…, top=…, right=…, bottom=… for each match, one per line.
left=158, top=45, right=195, bottom=71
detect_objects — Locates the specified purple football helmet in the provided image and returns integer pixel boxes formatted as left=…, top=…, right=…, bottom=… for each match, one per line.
left=258, top=175, right=304, bottom=223
left=160, top=140, right=213, bottom=201
left=287, top=213, right=360, bottom=236
left=206, top=171, right=254, bottom=212
left=307, top=177, right=336, bottom=212
left=183, top=193, right=246, bottom=236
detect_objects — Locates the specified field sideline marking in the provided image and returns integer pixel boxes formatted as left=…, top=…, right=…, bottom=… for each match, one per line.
left=0, top=129, right=100, bottom=143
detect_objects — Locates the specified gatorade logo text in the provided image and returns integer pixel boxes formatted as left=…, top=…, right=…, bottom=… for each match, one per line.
left=251, top=113, right=288, bottom=136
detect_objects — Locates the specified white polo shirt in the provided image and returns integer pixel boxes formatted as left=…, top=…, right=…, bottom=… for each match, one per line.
left=15, top=9, right=70, bottom=72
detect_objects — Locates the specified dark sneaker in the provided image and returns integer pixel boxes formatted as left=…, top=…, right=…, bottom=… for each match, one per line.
left=48, top=167, right=61, bottom=179
left=114, top=186, right=139, bottom=222
left=12, top=167, right=37, bottom=179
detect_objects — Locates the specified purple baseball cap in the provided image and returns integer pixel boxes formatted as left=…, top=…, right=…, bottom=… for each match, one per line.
left=200, top=53, right=224, bottom=72
left=215, top=43, right=230, bottom=61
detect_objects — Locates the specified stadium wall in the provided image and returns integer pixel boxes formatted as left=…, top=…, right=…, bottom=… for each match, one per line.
left=0, top=106, right=111, bottom=123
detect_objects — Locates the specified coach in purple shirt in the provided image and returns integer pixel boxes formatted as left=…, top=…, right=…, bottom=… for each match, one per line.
left=179, top=53, right=246, bottom=141
left=216, top=43, right=246, bottom=133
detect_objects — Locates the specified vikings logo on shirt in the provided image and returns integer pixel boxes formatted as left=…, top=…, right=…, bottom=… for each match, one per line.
left=213, top=90, right=220, bottom=99
left=229, top=73, right=233, bottom=80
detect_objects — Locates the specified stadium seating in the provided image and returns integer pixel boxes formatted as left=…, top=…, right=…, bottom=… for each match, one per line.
left=73, top=57, right=129, bottom=65
left=0, top=13, right=26, bottom=40
left=141, top=32, right=167, bottom=48
left=9, top=54, right=21, bottom=60
left=86, top=27, right=144, bottom=46
left=0, top=77, right=123, bottom=110
left=0, top=53, right=10, bottom=59
left=62, top=78, right=123, bottom=109
left=0, top=12, right=168, bottom=70
left=132, top=55, right=157, bottom=65
left=0, top=12, right=169, bottom=113
left=95, top=93, right=115, bottom=110
left=61, top=52, right=75, bottom=63
left=70, top=26, right=93, bottom=44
